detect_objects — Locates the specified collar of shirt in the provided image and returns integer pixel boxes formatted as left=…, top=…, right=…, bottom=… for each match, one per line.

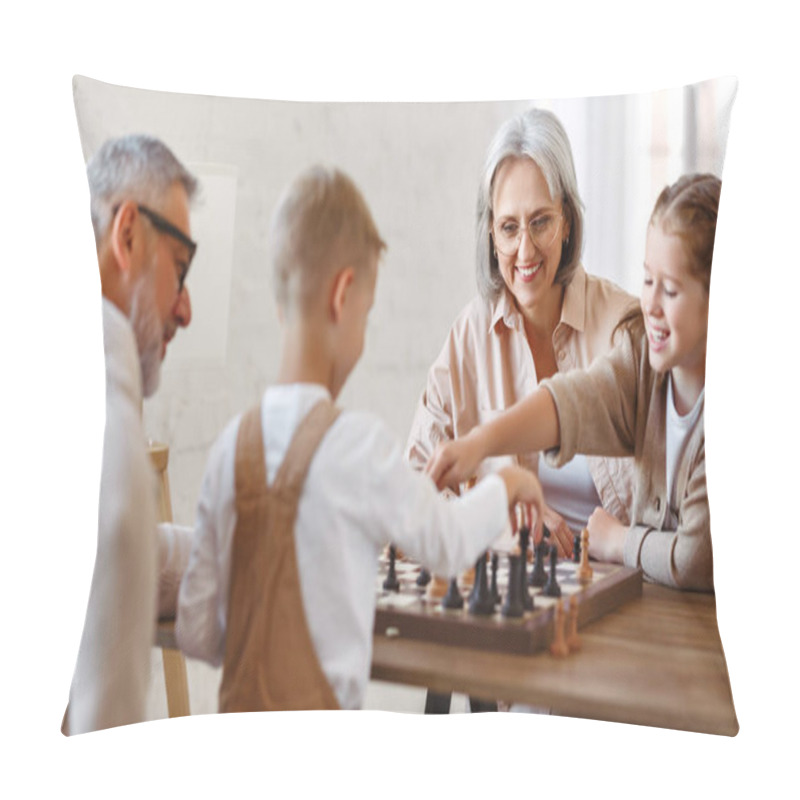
left=264, top=382, right=333, bottom=406
left=487, top=263, right=588, bottom=337
left=667, top=373, right=705, bottom=429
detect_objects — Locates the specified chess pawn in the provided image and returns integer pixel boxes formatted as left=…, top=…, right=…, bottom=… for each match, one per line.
left=416, top=566, right=431, bottom=587
left=577, top=528, right=593, bottom=585
left=549, top=599, right=569, bottom=658
left=566, top=594, right=581, bottom=652
left=425, top=574, right=449, bottom=601
left=442, top=577, right=464, bottom=610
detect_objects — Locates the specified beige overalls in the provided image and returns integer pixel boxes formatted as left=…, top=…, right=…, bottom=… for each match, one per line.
left=218, top=399, right=341, bottom=712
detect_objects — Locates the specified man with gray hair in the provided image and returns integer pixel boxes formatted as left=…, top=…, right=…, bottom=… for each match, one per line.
left=66, top=134, right=198, bottom=734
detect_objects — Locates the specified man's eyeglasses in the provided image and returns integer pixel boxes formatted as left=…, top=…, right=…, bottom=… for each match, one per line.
left=137, top=204, right=197, bottom=294
left=113, top=203, right=198, bottom=293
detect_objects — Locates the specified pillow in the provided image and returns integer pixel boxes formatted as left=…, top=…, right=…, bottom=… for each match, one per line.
left=70, top=75, right=737, bottom=737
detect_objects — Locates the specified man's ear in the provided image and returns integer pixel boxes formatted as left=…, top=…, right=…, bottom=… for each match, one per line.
left=109, top=201, right=140, bottom=278
left=330, top=265, right=356, bottom=323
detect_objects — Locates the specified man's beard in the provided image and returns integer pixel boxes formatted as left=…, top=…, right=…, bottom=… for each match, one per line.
left=129, top=265, right=163, bottom=398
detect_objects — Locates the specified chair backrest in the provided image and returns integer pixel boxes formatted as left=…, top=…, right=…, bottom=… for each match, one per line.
left=148, top=440, right=191, bottom=717
left=148, top=441, right=173, bottom=523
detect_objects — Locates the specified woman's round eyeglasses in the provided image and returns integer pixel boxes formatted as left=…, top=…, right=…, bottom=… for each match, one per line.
left=492, top=212, right=562, bottom=257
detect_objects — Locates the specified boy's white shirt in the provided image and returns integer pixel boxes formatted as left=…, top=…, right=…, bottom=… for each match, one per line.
left=176, top=382, right=509, bottom=709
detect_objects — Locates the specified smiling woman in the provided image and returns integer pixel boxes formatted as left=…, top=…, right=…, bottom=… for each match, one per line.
left=405, top=107, right=639, bottom=554
left=490, top=157, right=567, bottom=321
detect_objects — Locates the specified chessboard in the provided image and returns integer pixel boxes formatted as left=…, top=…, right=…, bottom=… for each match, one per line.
left=374, top=544, right=643, bottom=656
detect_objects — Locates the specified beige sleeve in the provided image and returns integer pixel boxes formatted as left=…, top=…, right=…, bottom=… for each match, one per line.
left=624, top=449, right=713, bottom=591
left=541, top=331, right=641, bottom=467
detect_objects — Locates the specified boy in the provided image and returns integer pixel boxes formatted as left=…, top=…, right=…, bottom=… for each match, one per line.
left=176, top=166, right=544, bottom=711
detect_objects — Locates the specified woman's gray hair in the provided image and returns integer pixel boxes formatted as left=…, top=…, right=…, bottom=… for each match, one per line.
left=476, top=108, right=584, bottom=301
left=87, top=134, right=198, bottom=245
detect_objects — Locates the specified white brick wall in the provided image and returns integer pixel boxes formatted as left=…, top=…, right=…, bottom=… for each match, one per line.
left=74, top=78, right=733, bottom=530
left=75, top=79, right=537, bottom=524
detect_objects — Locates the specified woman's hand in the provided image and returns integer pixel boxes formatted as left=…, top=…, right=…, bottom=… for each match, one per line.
left=586, top=507, right=626, bottom=563
left=425, top=432, right=485, bottom=492
left=541, top=505, right=573, bottom=559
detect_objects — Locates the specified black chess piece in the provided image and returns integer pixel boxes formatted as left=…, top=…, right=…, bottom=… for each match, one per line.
left=442, top=577, right=464, bottom=610
left=416, top=566, right=431, bottom=587
left=468, top=553, right=495, bottom=616
left=501, top=553, right=525, bottom=618
left=573, top=530, right=581, bottom=564
left=467, top=554, right=483, bottom=604
left=518, top=526, right=533, bottom=609
left=519, top=525, right=530, bottom=569
left=490, top=551, right=501, bottom=606
left=383, top=544, right=400, bottom=591
left=529, top=539, right=548, bottom=588
left=542, top=524, right=551, bottom=540
left=543, top=544, right=561, bottom=598
left=520, top=558, right=534, bottom=610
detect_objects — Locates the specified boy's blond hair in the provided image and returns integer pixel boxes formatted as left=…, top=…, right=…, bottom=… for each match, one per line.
left=270, top=166, right=386, bottom=314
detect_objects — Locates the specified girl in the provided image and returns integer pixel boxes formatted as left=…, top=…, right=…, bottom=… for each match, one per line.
left=426, top=174, right=720, bottom=592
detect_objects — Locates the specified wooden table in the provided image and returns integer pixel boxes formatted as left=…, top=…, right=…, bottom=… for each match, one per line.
left=370, top=582, right=738, bottom=736
left=158, top=582, right=737, bottom=735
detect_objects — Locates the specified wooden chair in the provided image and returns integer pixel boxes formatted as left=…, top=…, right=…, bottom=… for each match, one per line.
left=149, top=442, right=191, bottom=718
